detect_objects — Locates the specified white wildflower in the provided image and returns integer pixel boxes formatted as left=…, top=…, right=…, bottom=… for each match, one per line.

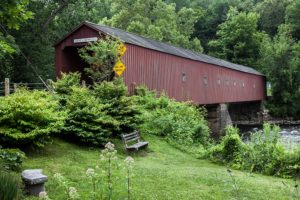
left=124, top=156, right=134, bottom=166
left=86, top=168, right=95, bottom=178
left=39, top=191, right=50, bottom=200
left=53, top=173, right=64, bottom=183
left=105, top=142, right=115, bottom=151
left=101, top=142, right=117, bottom=160
left=68, top=187, right=79, bottom=199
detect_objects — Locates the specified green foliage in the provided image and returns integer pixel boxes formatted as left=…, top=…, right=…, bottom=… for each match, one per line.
left=79, top=38, right=121, bottom=83
left=0, top=0, right=33, bottom=80
left=133, top=86, right=210, bottom=151
left=0, top=34, right=19, bottom=80
left=7, top=0, right=112, bottom=82
left=259, top=25, right=300, bottom=118
left=208, top=7, right=264, bottom=68
left=243, top=124, right=285, bottom=175
left=54, top=72, right=81, bottom=95
left=208, top=123, right=300, bottom=177
left=0, top=148, right=25, bottom=171
left=0, top=89, right=64, bottom=148
left=101, top=0, right=203, bottom=52
left=254, top=0, right=288, bottom=36
left=63, top=86, right=118, bottom=146
left=0, top=0, right=33, bottom=30
left=54, top=72, right=81, bottom=106
left=193, top=0, right=238, bottom=51
left=286, top=0, right=300, bottom=40
left=93, top=78, right=141, bottom=134
left=208, top=126, right=244, bottom=163
left=0, top=172, right=20, bottom=200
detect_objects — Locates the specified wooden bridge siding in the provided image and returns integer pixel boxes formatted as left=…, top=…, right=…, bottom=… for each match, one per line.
left=122, top=44, right=266, bottom=105
left=54, top=25, right=266, bottom=105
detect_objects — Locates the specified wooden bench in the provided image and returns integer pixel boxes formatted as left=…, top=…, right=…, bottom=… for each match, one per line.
left=121, top=131, right=148, bottom=151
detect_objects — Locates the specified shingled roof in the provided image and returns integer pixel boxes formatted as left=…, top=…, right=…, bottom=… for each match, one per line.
left=57, top=21, right=264, bottom=76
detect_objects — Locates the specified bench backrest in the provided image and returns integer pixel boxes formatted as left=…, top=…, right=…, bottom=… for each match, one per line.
left=121, top=131, right=140, bottom=147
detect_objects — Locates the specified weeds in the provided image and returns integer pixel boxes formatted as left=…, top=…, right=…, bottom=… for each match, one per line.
left=227, top=169, right=241, bottom=200
left=282, top=176, right=299, bottom=200
left=124, top=156, right=134, bottom=200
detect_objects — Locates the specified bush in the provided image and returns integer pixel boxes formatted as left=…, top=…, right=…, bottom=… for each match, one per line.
left=133, top=86, right=210, bottom=151
left=54, top=72, right=81, bottom=106
left=63, top=86, right=119, bottom=145
left=0, top=148, right=25, bottom=171
left=79, top=37, right=121, bottom=82
left=208, top=126, right=244, bottom=164
left=93, top=78, right=142, bottom=134
left=0, top=89, right=64, bottom=148
left=208, top=123, right=300, bottom=177
left=244, top=123, right=286, bottom=175
left=54, top=72, right=81, bottom=95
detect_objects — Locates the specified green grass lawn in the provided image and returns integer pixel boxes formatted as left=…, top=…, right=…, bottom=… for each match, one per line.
left=24, top=135, right=294, bottom=200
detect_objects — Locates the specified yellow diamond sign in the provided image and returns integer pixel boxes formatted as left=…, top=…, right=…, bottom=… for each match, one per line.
left=113, top=60, right=126, bottom=76
left=117, top=43, right=127, bottom=57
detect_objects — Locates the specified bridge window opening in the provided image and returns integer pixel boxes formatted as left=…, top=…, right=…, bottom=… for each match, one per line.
left=242, top=81, right=245, bottom=87
left=234, top=81, right=237, bottom=86
left=253, top=82, right=256, bottom=89
left=182, top=73, right=187, bottom=82
left=203, top=76, right=208, bottom=86
left=226, top=80, right=230, bottom=86
left=217, top=79, right=221, bottom=85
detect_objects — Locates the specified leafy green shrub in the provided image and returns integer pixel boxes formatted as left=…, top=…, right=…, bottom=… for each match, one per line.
left=54, top=72, right=81, bottom=95
left=79, top=37, right=122, bottom=82
left=93, top=78, right=127, bottom=102
left=133, top=86, right=210, bottom=151
left=208, top=126, right=244, bottom=164
left=0, top=148, right=25, bottom=171
left=93, top=78, right=142, bottom=134
left=0, top=89, right=64, bottom=148
left=278, top=148, right=300, bottom=178
left=244, top=123, right=286, bottom=175
left=208, top=123, right=300, bottom=177
left=0, top=172, right=21, bottom=200
left=63, top=86, right=119, bottom=145
left=54, top=72, right=81, bottom=106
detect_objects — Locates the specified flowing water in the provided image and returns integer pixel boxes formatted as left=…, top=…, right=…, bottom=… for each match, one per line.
left=279, top=126, right=300, bottom=145
left=239, top=125, right=300, bottom=146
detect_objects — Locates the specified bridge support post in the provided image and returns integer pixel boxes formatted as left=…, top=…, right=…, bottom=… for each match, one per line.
left=206, top=103, right=232, bottom=138
left=219, top=103, right=232, bottom=132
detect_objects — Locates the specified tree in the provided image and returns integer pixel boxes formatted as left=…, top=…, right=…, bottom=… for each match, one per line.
left=0, top=0, right=33, bottom=30
left=208, top=7, right=264, bottom=68
left=0, top=0, right=33, bottom=80
left=254, top=0, right=289, bottom=36
left=259, top=25, right=300, bottom=118
left=101, top=0, right=203, bottom=52
left=193, top=0, right=239, bottom=51
left=9, top=0, right=112, bottom=82
left=285, top=0, right=300, bottom=40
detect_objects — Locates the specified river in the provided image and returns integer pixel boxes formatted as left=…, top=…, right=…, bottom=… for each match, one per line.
left=239, top=125, right=300, bottom=146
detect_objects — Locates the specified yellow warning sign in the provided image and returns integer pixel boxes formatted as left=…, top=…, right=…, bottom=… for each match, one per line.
left=117, top=43, right=127, bottom=57
left=113, top=60, right=126, bottom=76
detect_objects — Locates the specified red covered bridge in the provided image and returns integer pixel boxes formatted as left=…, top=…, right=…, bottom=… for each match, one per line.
left=54, top=21, right=266, bottom=134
